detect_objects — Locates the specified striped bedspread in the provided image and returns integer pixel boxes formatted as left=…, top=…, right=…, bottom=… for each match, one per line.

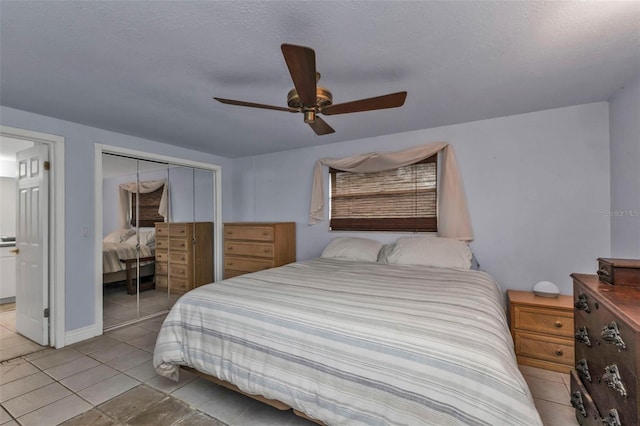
left=153, top=258, right=542, bottom=426
left=102, top=242, right=153, bottom=274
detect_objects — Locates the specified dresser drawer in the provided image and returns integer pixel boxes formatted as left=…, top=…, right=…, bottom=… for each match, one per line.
left=570, top=369, right=603, bottom=426
left=224, top=256, right=274, bottom=273
left=155, top=250, right=189, bottom=264
left=156, top=223, right=188, bottom=238
left=156, top=275, right=190, bottom=292
left=513, top=306, right=574, bottom=338
left=225, top=241, right=274, bottom=258
left=156, top=238, right=190, bottom=251
left=155, top=262, right=189, bottom=279
left=515, top=331, right=574, bottom=366
left=224, top=225, right=274, bottom=242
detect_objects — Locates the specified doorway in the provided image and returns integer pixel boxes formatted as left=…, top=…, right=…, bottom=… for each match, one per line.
left=0, top=125, right=65, bottom=354
left=95, top=145, right=222, bottom=332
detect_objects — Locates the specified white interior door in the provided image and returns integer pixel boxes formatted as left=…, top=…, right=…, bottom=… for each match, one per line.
left=15, top=144, right=49, bottom=345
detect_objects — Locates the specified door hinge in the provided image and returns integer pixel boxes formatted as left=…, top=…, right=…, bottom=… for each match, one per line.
left=44, top=161, right=50, bottom=171
left=44, top=308, right=49, bottom=318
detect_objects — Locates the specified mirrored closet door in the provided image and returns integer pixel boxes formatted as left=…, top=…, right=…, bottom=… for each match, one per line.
left=101, top=154, right=216, bottom=330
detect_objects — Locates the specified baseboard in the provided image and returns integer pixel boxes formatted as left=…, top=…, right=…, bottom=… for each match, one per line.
left=65, top=324, right=100, bottom=346
left=0, top=297, right=15, bottom=304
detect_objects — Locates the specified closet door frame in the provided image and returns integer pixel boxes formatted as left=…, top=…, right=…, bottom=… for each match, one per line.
left=94, top=144, right=222, bottom=333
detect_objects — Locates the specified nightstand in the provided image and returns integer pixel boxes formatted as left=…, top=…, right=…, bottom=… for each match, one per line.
left=508, top=290, right=574, bottom=373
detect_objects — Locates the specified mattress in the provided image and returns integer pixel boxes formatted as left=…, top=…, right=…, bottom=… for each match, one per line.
left=102, top=241, right=153, bottom=274
left=153, top=258, right=542, bottom=426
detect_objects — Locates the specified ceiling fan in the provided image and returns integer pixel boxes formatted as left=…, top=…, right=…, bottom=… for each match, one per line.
left=214, top=44, right=407, bottom=136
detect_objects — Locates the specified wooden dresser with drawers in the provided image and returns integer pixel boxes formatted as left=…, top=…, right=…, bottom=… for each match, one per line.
left=223, top=222, right=296, bottom=279
left=155, top=222, right=213, bottom=294
left=570, top=273, right=640, bottom=426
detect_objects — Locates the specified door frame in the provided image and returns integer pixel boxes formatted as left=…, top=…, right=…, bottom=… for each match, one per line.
left=94, top=144, right=223, bottom=332
left=0, top=125, right=65, bottom=348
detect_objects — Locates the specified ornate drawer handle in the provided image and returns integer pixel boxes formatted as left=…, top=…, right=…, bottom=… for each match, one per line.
left=602, top=409, right=622, bottom=426
left=601, top=322, right=627, bottom=351
left=597, top=266, right=611, bottom=277
left=602, top=364, right=627, bottom=398
left=575, top=327, right=591, bottom=347
left=570, top=391, right=587, bottom=418
left=574, top=293, right=590, bottom=313
left=576, top=359, right=592, bottom=383
left=554, top=321, right=563, bottom=328
left=228, top=246, right=233, bottom=250
left=555, top=350, right=563, bottom=356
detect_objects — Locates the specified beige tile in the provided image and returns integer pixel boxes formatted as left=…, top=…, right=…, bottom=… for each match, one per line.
left=0, top=359, right=39, bottom=385
left=70, top=335, right=120, bottom=355
left=1, top=420, right=18, bottom=426
left=199, top=386, right=264, bottom=425
left=128, top=332, right=159, bottom=349
left=139, top=316, right=166, bottom=332
left=24, top=347, right=56, bottom=361
left=59, top=408, right=116, bottom=426
left=0, top=405, right=12, bottom=424
left=29, top=348, right=84, bottom=370
left=43, top=355, right=101, bottom=380
left=126, top=396, right=192, bottom=426
left=123, top=359, right=159, bottom=382
left=89, top=342, right=138, bottom=363
left=98, top=384, right=164, bottom=422
left=173, top=410, right=227, bottom=426
left=59, top=364, right=119, bottom=392
left=77, top=373, right=140, bottom=405
left=233, top=402, right=317, bottom=426
left=524, top=374, right=571, bottom=406
left=518, top=365, right=565, bottom=383
left=105, top=348, right=152, bottom=372
left=105, top=325, right=149, bottom=342
left=171, top=377, right=227, bottom=408
left=16, top=394, right=92, bottom=426
left=2, top=382, right=71, bottom=418
left=0, top=340, right=45, bottom=362
left=534, top=398, right=580, bottom=426
left=145, top=368, right=196, bottom=394
left=0, top=371, right=54, bottom=402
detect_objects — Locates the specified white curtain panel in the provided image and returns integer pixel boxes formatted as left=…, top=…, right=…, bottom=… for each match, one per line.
left=118, top=179, right=168, bottom=229
left=309, top=142, right=473, bottom=241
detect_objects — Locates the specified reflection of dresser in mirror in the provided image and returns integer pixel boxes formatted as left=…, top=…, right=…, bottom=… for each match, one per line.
left=154, top=222, right=213, bottom=294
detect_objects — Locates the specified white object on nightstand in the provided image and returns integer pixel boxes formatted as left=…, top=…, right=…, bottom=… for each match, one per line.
left=532, top=280, right=560, bottom=298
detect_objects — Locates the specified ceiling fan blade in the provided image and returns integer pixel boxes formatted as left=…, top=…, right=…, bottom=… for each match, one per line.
left=321, top=91, right=407, bottom=116
left=281, top=44, right=317, bottom=106
left=308, top=116, right=335, bottom=135
left=214, top=97, right=294, bottom=112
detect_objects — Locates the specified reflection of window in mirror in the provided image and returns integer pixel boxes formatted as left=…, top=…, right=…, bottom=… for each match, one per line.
left=131, top=184, right=165, bottom=227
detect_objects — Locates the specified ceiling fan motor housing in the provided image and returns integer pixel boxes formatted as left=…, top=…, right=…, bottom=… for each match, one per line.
left=287, top=86, right=333, bottom=120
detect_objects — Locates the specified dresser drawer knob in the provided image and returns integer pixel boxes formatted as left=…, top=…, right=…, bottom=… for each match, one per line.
left=601, top=321, right=627, bottom=351
left=602, top=364, right=627, bottom=398
left=574, top=293, right=590, bottom=313
left=602, top=409, right=622, bottom=426
left=570, top=391, right=586, bottom=418
left=575, top=327, right=592, bottom=347
left=576, top=358, right=592, bottom=383
left=554, top=321, right=563, bottom=328
left=555, top=350, right=563, bottom=356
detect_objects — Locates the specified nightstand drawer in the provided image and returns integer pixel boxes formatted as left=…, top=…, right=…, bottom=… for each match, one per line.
left=513, top=306, right=574, bottom=338
left=515, top=331, right=574, bottom=366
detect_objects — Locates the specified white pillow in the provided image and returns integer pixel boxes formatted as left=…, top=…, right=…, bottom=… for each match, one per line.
left=321, top=237, right=383, bottom=263
left=386, top=236, right=472, bottom=269
left=103, top=228, right=135, bottom=243
left=124, top=229, right=156, bottom=247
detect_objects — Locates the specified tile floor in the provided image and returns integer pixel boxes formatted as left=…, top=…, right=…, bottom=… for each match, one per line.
left=102, top=285, right=180, bottom=329
left=1, top=312, right=580, bottom=426
left=0, top=305, right=46, bottom=362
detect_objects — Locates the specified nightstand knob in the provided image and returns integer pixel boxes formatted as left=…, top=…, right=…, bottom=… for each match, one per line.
left=554, top=321, right=563, bottom=328
left=555, top=350, right=563, bottom=356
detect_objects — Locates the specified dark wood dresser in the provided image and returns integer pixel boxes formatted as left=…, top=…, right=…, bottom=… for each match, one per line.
left=571, top=273, right=640, bottom=426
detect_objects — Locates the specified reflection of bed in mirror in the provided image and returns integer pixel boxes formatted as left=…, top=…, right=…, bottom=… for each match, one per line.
left=102, top=228, right=156, bottom=294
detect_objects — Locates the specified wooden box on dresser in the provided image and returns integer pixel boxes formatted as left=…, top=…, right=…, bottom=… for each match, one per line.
left=155, top=222, right=213, bottom=294
left=508, top=290, right=575, bottom=373
left=224, top=222, right=296, bottom=279
left=571, top=273, right=640, bottom=426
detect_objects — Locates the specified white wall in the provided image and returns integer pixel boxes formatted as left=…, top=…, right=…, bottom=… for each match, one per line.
left=230, top=103, right=611, bottom=295
left=0, top=178, right=17, bottom=237
left=0, top=106, right=232, bottom=333
left=609, top=72, right=640, bottom=258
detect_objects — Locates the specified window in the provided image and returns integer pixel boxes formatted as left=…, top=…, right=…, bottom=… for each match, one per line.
left=330, top=155, right=437, bottom=232
left=131, top=185, right=165, bottom=227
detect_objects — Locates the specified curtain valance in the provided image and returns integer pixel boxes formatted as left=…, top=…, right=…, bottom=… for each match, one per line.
left=118, top=179, right=168, bottom=228
left=309, top=142, right=473, bottom=241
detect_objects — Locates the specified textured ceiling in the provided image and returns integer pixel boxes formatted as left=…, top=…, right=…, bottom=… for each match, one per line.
left=1, top=1, right=638, bottom=158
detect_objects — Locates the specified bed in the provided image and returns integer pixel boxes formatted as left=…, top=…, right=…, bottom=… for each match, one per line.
left=102, top=228, right=156, bottom=293
left=153, top=236, right=542, bottom=426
